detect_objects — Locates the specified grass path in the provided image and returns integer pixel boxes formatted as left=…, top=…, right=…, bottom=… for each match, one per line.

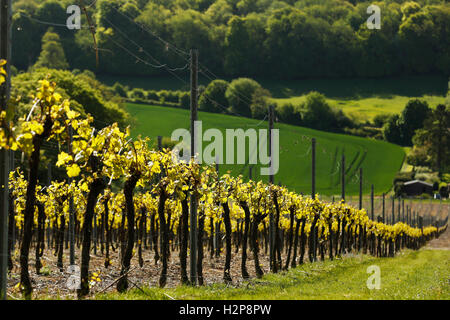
left=96, top=249, right=449, bottom=300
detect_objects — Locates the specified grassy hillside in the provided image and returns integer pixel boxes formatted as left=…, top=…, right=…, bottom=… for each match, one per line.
left=126, top=103, right=405, bottom=196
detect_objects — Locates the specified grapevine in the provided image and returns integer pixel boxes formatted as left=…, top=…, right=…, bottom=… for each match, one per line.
left=0, top=74, right=446, bottom=299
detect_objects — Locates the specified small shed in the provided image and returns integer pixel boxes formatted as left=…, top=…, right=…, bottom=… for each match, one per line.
left=403, top=180, right=433, bottom=196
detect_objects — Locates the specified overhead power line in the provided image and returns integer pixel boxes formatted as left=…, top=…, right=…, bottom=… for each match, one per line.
left=21, top=14, right=92, bottom=29
left=111, top=5, right=189, bottom=58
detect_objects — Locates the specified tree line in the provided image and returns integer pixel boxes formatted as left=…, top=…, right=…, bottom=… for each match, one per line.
left=11, top=0, right=450, bottom=79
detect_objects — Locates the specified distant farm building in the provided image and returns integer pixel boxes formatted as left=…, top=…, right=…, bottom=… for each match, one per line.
left=403, top=180, right=433, bottom=196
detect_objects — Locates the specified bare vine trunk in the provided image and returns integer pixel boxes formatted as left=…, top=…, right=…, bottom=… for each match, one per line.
left=222, top=202, right=232, bottom=283
left=197, top=211, right=205, bottom=285
left=20, top=117, right=52, bottom=299
left=240, top=202, right=250, bottom=279
left=77, top=176, right=106, bottom=298
left=158, top=191, right=168, bottom=287
left=117, top=171, right=140, bottom=292
left=179, top=197, right=189, bottom=284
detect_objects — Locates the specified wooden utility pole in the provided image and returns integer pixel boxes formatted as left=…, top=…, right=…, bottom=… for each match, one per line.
left=0, top=0, right=11, bottom=301
left=157, top=135, right=162, bottom=151
left=268, top=104, right=274, bottom=185
left=268, top=104, right=274, bottom=271
left=67, top=126, right=75, bottom=265
left=341, top=154, right=345, bottom=202
left=391, top=196, right=395, bottom=225
left=189, top=49, right=198, bottom=285
left=370, top=184, right=374, bottom=220
left=214, top=161, right=220, bottom=258
left=311, top=138, right=316, bottom=200
left=310, top=138, right=317, bottom=264
left=359, top=168, right=363, bottom=209
left=402, top=199, right=405, bottom=222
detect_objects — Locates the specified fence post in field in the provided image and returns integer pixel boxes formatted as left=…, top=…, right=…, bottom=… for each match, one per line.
left=189, top=49, right=198, bottom=285
left=312, top=138, right=316, bottom=200
left=409, top=198, right=413, bottom=226
left=392, top=196, right=395, bottom=225
left=157, top=136, right=162, bottom=151
left=414, top=211, right=417, bottom=227
left=47, top=163, right=52, bottom=253
left=0, top=0, right=12, bottom=300
left=310, top=138, right=318, bottom=263
left=419, top=216, right=423, bottom=245
left=409, top=206, right=411, bottom=226
left=68, top=126, right=75, bottom=265
left=370, top=184, right=374, bottom=221
left=359, top=168, right=363, bottom=210
left=341, top=154, right=345, bottom=202
left=269, top=104, right=274, bottom=185
left=402, top=199, right=405, bottom=222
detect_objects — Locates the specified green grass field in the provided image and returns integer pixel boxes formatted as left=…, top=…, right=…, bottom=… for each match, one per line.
left=125, top=103, right=405, bottom=196
left=96, top=249, right=450, bottom=300
left=272, top=95, right=446, bottom=122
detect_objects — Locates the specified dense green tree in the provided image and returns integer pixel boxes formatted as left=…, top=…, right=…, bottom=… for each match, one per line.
left=113, top=82, right=128, bottom=97
left=199, top=79, right=230, bottom=113
left=398, top=6, right=450, bottom=74
left=205, top=0, right=234, bottom=24
left=407, top=145, right=430, bottom=168
left=382, top=99, right=433, bottom=146
left=179, top=92, right=190, bottom=108
left=129, top=88, right=147, bottom=100
left=249, top=87, right=271, bottom=119
left=224, top=14, right=266, bottom=76
left=401, top=1, right=421, bottom=21
left=399, top=99, right=431, bottom=145
left=302, top=92, right=335, bottom=131
left=373, top=114, right=391, bottom=128
left=383, top=114, right=404, bottom=145
left=356, top=2, right=403, bottom=77
left=412, top=104, right=450, bottom=176
left=276, top=102, right=302, bottom=125
left=33, top=30, right=69, bottom=70
left=225, top=77, right=262, bottom=117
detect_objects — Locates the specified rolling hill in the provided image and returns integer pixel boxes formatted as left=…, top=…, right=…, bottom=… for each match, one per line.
left=125, top=103, right=405, bottom=196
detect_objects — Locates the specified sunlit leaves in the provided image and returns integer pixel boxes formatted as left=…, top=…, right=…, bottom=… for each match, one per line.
left=67, top=164, right=81, bottom=177
left=0, top=59, right=6, bottom=85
